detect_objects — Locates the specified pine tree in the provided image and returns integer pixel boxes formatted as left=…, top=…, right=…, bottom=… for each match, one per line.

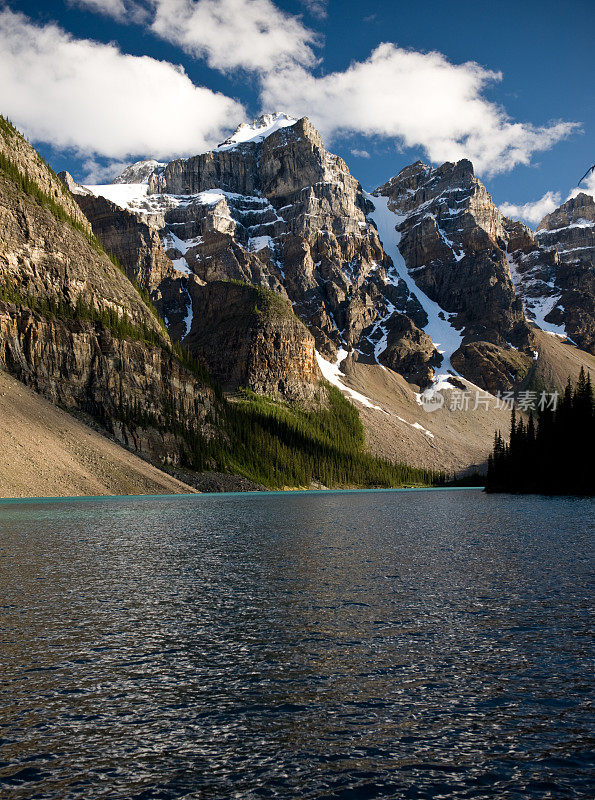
left=486, top=373, right=594, bottom=495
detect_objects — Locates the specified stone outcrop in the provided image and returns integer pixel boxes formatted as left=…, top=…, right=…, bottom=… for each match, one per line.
left=536, top=193, right=594, bottom=353
left=185, top=281, right=320, bottom=402
left=0, top=174, right=165, bottom=336
left=0, top=301, right=214, bottom=465
left=57, top=170, right=92, bottom=196
left=451, top=342, right=533, bottom=391
left=537, top=192, right=595, bottom=265
left=0, top=119, right=91, bottom=235
left=74, top=193, right=176, bottom=292
left=112, top=159, right=165, bottom=185
left=504, top=193, right=595, bottom=354
left=374, top=159, right=535, bottom=390
left=68, top=182, right=322, bottom=401
left=378, top=312, right=442, bottom=386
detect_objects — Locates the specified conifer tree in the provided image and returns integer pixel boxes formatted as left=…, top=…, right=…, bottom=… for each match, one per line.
left=486, top=373, right=594, bottom=495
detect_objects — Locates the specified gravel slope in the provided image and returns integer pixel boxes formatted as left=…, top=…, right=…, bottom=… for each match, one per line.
left=0, top=370, right=197, bottom=498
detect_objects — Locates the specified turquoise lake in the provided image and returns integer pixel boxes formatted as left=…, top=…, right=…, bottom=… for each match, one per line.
left=0, top=488, right=593, bottom=798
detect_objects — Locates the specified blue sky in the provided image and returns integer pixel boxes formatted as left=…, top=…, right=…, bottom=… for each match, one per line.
left=1, top=0, right=593, bottom=225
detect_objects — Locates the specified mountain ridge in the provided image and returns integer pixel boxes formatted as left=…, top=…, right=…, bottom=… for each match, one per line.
left=1, top=111, right=593, bottom=493
left=83, top=114, right=594, bottom=386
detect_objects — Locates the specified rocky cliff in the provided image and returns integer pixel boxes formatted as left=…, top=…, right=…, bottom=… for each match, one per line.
left=374, top=160, right=536, bottom=390
left=86, top=116, right=436, bottom=388
left=73, top=193, right=176, bottom=294
left=81, top=114, right=595, bottom=398
left=145, top=114, right=394, bottom=358
left=0, top=118, right=91, bottom=235
left=0, top=120, right=216, bottom=469
left=68, top=179, right=322, bottom=399
left=535, top=193, right=594, bottom=352
left=537, top=192, right=595, bottom=265
left=185, top=281, right=320, bottom=401
left=94, top=115, right=592, bottom=397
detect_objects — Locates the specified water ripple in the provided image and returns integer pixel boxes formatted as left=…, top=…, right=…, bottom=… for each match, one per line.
left=0, top=490, right=593, bottom=798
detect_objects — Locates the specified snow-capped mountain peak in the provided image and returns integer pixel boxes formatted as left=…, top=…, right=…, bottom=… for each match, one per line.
left=112, top=159, right=166, bottom=185
left=216, top=112, right=298, bottom=151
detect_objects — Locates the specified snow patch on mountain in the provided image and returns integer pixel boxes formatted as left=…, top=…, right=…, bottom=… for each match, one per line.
left=84, top=182, right=149, bottom=209
left=182, top=287, right=193, bottom=338
left=248, top=235, right=274, bottom=252
left=217, top=113, right=298, bottom=150
left=366, top=192, right=464, bottom=375
left=505, top=249, right=568, bottom=339
left=84, top=184, right=239, bottom=219
left=112, top=159, right=166, bottom=185
left=524, top=295, right=568, bottom=338
left=316, top=349, right=385, bottom=411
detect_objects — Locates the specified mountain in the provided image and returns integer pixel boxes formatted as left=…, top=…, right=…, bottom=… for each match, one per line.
left=2, top=114, right=443, bottom=493
left=1, top=112, right=593, bottom=492
left=73, top=112, right=594, bottom=472
left=85, top=113, right=593, bottom=392
left=112, top=159, right=166, bottom=185
left=0, top=117, right=216, bottom=473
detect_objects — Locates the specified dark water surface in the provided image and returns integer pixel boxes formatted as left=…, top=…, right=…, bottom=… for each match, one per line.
left=0, top=489, right=593, bottom=799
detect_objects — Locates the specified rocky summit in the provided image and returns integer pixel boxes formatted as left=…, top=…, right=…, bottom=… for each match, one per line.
left=1, top=112, right=593, bottom=487
left=83, top=114, right=594, bottom=395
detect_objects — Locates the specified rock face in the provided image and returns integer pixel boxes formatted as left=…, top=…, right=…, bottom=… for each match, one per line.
left=74, top=193, right=175, bottom=292
left=71, top=191, right=321, bottom=401
left=0, top=302, right=214, bottom=465
left=537, top=192, right=595, bottom=265
left=185, top=281, right=320, bottom=401
left=146, top=114, right=395, bottom=358
left=70, top=192, right=196, bottom=343
left=0, top=120, right=92, bottom=236
left=77, top=113, right=593, bottom=395
left=0, top=122, right=215, bottom=467
left=502, top=193, right=595, bottom=354
left=535, top=193, right=594, bottom=353
left=57, top=170, right=92, bottom=196
left=374, top=160, right=534, bottom=391
left=112, top=159, right=165, bottom=185
left=87, top=114, right=440, bottom=385
left=73, top=191, right=205, bottom=345
left=1, top=175, right=163, bottom=335
left=376, top=161, right=529, bottom=344
left=378, top=313, right=442, bottom=386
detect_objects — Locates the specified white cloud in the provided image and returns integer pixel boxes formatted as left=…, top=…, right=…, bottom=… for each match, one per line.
left=260, top=43, right=578, bottom=176
left=300, top=0, right=327, bottom=19
left=0, top=9, right=244, bottom=160
left=501, top=170, right=595, bottom=227
left=500, top=191, right=562, bottom=225
left=2, top=4, right=579, bottom=182
left=68, top=0, right=150, bottom=24
left=80, top=158, right=131, bottom=183
left=350, top=148, right=370, bottom=159
left=68, top=0, right=130, bottom=19
left=71, top=0, right=318, bottom=73
left=568, top=168, right=595, bottom=200
left=150, top=0, right=318, bottom=72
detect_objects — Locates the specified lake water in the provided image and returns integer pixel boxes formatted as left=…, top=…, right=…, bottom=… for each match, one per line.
left=0, top=489, right=593, bottom=799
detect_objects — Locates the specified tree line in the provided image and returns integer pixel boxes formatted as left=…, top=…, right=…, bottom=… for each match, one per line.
left=486, top=369, right=594, bottom=495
